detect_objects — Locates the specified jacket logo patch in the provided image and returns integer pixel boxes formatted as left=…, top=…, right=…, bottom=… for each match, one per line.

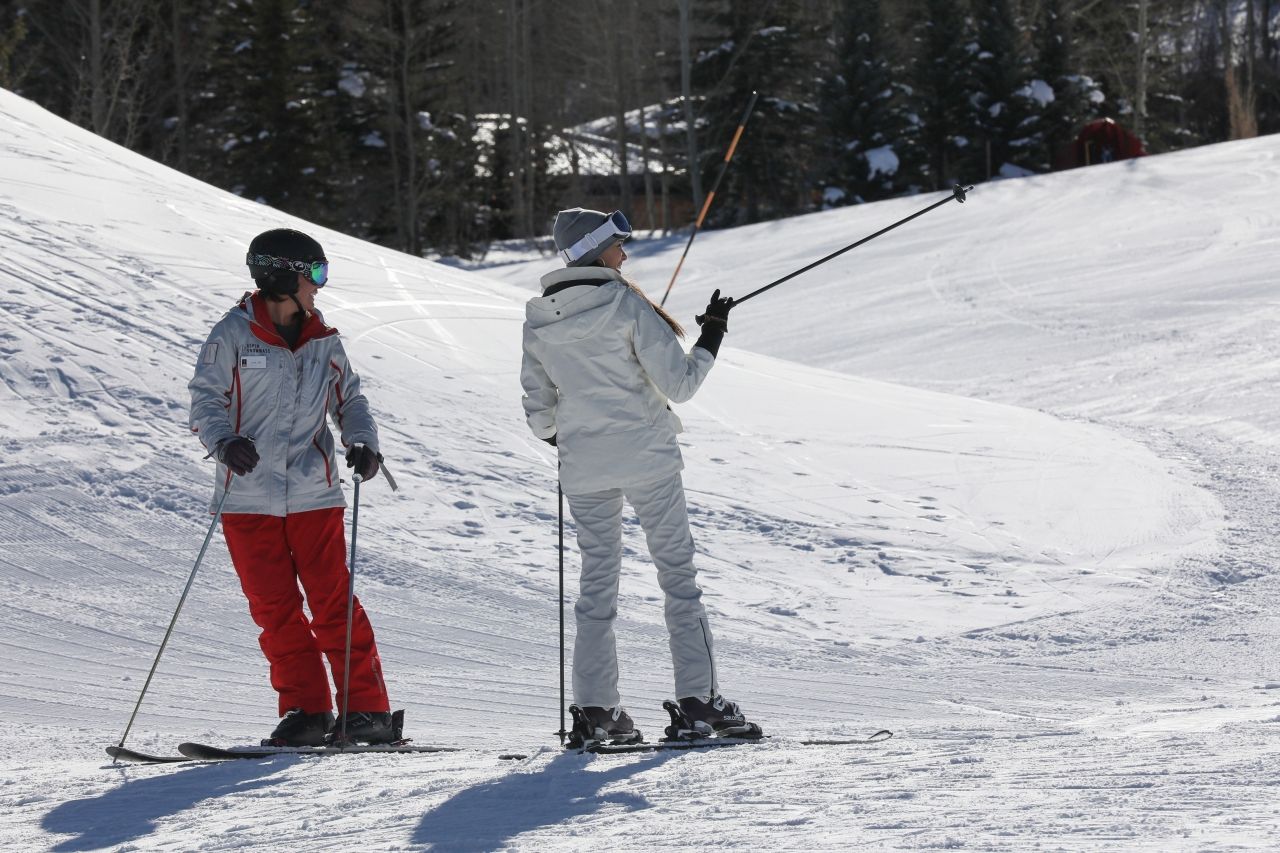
left=201, top=343, right=219, bottom=364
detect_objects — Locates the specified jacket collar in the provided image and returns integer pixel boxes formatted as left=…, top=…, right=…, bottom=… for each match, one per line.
left=241, top=292, right=338, bottom=350
left=539, top=265, right=621, bottom=297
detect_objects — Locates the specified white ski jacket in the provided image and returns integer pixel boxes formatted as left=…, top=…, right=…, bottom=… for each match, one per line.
left=189, top=293, right=379, bottom=516
left=521, top=267, right=716, bottom=494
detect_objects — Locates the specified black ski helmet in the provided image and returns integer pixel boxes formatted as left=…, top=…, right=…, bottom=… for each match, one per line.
left=246, top=228, right=327, bottom=297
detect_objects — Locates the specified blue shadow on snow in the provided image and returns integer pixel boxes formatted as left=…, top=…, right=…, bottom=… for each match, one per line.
left=42, top=758, right=288, bottom=851
left=413, top=749, right=675, bottom=851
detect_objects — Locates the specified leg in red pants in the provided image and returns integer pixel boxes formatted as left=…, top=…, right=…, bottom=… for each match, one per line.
left=223, top=507, right=390, bottom=716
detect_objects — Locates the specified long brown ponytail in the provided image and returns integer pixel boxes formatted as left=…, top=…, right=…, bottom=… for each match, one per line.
left=623, top=277, right=685, bottom=338
left=590, top=256, right=685, bottom=337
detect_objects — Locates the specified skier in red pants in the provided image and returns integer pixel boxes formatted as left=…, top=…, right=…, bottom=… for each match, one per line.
left=189, top=227, right=395, bottom=746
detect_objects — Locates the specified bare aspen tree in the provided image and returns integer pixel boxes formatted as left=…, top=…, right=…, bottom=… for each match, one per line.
left=655, top=42, right=674, bottom=234
left=41, top=0, right=152, bottom=145
left=507, top=0, right=528, bottom=236
left=611, top=0, right=633, bottom=212
left=678, top=0, right=703, bottom=211
left=1223, top=0, right=1259, bottom=138
left=1135, top=0, right=1149, bottom=137
left=632, top=1, right=659, bottom=231
left=0, top=9, right=31, bottom=90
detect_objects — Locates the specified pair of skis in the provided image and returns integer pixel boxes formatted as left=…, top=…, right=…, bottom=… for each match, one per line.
left=106, top=701, right=892, bottom=764
left=107, top=730, right=891, bottom=764
left=567, top=700, right=892, bottom=755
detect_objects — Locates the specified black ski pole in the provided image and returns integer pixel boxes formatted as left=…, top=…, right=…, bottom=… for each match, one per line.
left=113, top=478, right=234, bottom=762
left=660, top=91, right=759, bottom=308
left=697, top=184, right=974, bottom=323
left=338, top=467, right=364, bottom=744
left=557, top=479, right=567, bottom=745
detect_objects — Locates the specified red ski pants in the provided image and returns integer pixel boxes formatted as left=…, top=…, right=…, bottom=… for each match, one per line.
left=222, top=507, right=389, bottom=716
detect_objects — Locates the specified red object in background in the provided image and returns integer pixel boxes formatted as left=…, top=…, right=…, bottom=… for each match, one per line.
left=1053, top=118, right=1148, bottom=170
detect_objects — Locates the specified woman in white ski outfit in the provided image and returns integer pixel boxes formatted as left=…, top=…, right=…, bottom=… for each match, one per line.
left=520, top=207, right=750, bottom=741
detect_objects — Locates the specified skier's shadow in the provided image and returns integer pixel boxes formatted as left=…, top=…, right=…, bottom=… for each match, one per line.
left=413, top=748, right=678, bottom=850
left=42, top=759, right=287, bottom=851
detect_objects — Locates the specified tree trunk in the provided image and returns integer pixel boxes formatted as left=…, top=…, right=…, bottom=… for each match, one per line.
left=612, top=16, right=631, bottom=213
left=507, top=0, right=527, bottom=237
left=1224, top=0, right=1259, bottom=138
left=169, top=0, right=190, bottom=171
left=397, top=0, right=420, bottom=255
left=1134, top=0, right=1149, bottom=138
left=678, top=0, right=703, bottom=211
left=89, top=0, right=106, bottom=135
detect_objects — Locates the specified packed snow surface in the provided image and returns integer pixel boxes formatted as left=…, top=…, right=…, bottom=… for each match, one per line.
left=1, top=86, right=1277, bottom=850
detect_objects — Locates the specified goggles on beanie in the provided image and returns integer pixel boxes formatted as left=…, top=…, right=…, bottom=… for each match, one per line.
left=560, top=210, right=631, bottom=264
left=246, top=253, right=329, bottom=287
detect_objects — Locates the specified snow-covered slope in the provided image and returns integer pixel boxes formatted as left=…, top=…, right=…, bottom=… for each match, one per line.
left=2, top=86, right=1277, bottom=851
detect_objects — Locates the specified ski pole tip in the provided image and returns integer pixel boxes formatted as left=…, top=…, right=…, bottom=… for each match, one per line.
left=953, top=184, right=974, bottom=203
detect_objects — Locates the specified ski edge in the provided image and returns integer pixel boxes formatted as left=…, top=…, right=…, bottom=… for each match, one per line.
left=176, top=741, right=466, bottom=760
left=579, top=729, right=893, bottom=755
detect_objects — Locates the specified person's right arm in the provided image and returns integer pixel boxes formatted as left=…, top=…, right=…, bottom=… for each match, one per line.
left=188, top=321, right=239, bottom=457
left=188, top=322, right=259, bottom=474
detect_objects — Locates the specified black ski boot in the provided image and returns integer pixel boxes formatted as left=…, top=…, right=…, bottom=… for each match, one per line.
left=664, top=695, right=763, bottom=740
left=567, top=704, right=643, bottom=748
left=263, top=708, right=335, bottom=747
left=329, top=709, right=402, bottom=745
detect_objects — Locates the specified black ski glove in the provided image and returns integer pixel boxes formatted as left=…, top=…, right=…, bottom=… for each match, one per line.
left=693, top=289, right=734, bottom=358
left=696, top=288, right=734, bottom=332
left=219, top=436, right=259, bottom=476
left=346, top=445, right=381, bottom=480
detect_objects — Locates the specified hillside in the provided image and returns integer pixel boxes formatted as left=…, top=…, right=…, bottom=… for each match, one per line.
left=2, top=88, right=1277, bottom=851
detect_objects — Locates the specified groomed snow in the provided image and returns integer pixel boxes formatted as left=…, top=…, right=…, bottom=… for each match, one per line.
left=2, top=86, right=1278, bottom=850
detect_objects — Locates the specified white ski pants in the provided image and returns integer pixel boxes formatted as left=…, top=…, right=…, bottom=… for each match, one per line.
left=565, top=472, right=717, bottom=708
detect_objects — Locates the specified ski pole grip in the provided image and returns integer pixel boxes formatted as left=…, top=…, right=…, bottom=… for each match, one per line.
left=350, top=442, right=365, bottom=484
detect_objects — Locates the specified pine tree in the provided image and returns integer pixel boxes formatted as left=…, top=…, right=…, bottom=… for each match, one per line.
left=1033, top=0, right=1102, bottom=169
left=195, top=0, right=335, bottom=222
left=909, top=0, right=978, bottom=189
left=345, top=0, right=482, bottom=256
left=693, top=0, right=825, bottom=225
left=820, top=0, right=913, bottom=204
left=970, top=0, right=1041, bottom=177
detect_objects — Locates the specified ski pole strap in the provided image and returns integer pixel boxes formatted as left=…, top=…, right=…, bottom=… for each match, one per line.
left=380, top=458, right=399, bottom=492
left=731, top=183, right=974, bottom=310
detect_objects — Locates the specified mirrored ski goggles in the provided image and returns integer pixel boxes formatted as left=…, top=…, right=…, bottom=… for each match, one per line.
left=246, top=253, right=329, bottom=287
left=560, top=210, right=631, bottom=264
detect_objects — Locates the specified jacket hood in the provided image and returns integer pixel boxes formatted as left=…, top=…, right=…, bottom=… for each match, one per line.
left=525, top=267, right=627, bottom=344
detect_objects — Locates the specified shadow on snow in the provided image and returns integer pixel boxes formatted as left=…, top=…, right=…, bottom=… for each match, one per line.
left=413, top=749, right=677, bottom=850
left=41, top=759, right=288, bottom=852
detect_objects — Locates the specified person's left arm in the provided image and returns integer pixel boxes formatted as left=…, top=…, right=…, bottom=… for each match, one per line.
left=328, top=343, right=379, bottom=454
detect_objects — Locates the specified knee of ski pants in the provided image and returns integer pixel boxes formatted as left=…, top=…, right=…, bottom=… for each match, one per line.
left=574, top=598, right=619, bottom=623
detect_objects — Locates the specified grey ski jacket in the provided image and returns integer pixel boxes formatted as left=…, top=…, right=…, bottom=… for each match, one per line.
left=520, top=267, right=716, bottom=494
left=189, top=293, right=379, bottom=516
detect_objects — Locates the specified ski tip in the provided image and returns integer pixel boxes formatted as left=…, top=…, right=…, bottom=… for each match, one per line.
left=106, top=745, right=188, bottom=764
